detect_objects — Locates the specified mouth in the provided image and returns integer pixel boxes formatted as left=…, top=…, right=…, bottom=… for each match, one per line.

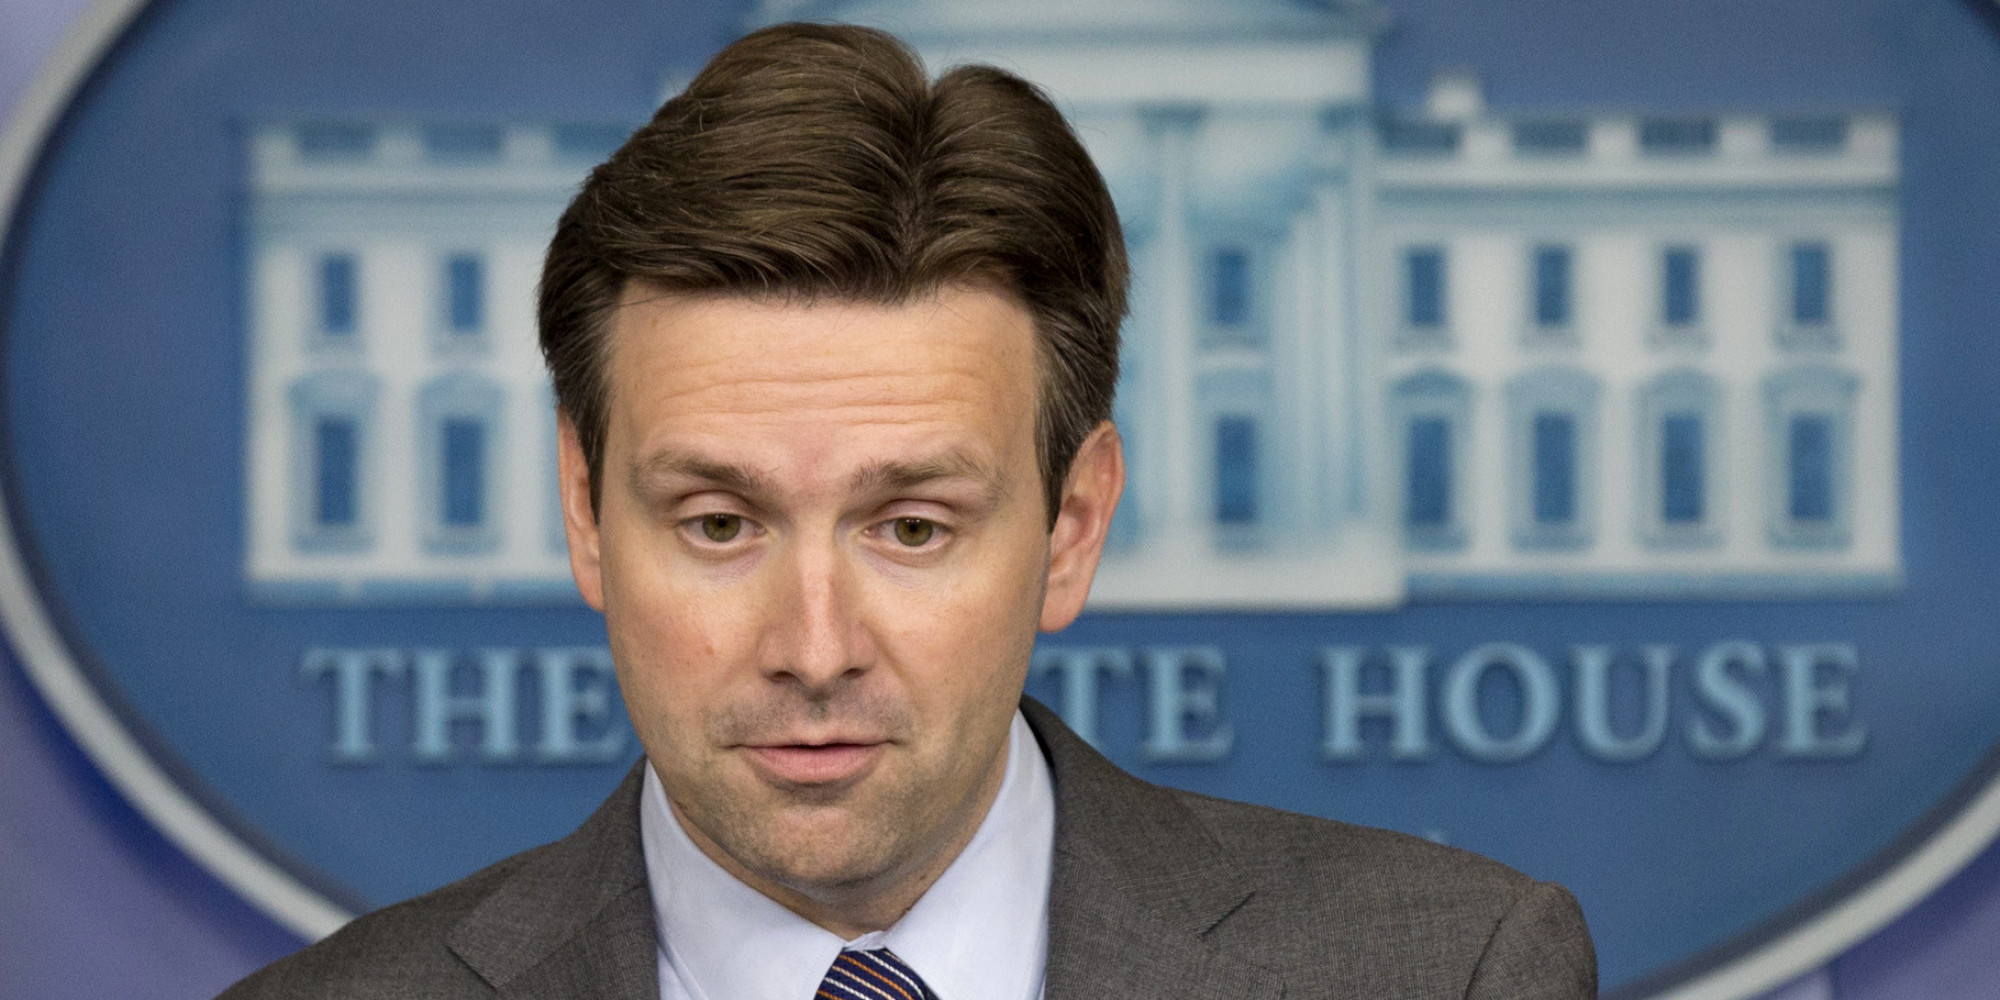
left=739, top=740, right=888, bottom=787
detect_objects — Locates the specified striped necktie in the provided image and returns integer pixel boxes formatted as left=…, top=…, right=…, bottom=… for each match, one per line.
left=816, top=947, right=939, bottom=1000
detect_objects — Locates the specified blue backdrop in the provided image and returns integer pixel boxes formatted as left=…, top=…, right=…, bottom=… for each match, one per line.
left=4, top=2, right=2000, bottom=998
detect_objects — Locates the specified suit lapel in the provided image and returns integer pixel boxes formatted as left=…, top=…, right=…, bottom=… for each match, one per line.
left=1024, top=699, right=1286, bottom=1000
left=445, top=761, right=661, bottom=1000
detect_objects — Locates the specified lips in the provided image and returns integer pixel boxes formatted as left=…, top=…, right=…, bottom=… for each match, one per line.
left=740, top=741, right=887, bottom=786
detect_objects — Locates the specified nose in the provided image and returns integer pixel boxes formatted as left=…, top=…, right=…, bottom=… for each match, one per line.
left=756, top=534, right=875, bottom=693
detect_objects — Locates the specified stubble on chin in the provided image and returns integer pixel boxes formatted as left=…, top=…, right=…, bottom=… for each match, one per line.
left=660, top=685, right=929, bottom=889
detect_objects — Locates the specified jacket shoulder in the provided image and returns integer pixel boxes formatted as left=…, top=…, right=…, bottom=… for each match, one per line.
left=218, top=759, right=655, bottom=999
left=1173, top=791, right=1596, bottom=1000
left=1023, top=695, right=1594, bottom=997
left=215, top=838, right=556, bottom=998
left=1177, top=789, right=1530, bottom=902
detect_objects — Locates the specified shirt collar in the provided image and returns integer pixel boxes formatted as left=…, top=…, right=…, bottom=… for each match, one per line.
left=641, top=710, right=1055, bottom=1000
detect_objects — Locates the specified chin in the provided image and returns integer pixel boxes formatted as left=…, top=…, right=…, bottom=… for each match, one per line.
left=761, top=844, right=901, bottom=895
left=749, top=815, right=904, bottom=889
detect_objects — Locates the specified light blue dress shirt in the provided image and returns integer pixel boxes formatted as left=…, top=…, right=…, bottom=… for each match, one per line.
left=639, top=710, right=1056, bottom=1000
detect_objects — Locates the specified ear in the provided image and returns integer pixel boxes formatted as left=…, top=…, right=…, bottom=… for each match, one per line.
left=556, top=412, right=606, bottom=611
left=1039, top=421, right=1125, bottom=632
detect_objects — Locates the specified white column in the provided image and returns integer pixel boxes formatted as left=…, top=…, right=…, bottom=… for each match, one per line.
left=1279, top=211, right=1319, bottom=534
left=1340, top=109, right=1384, bottom=524
left=1314, top=183, right=1351, bottom=530
left=1144, top=107, right=1203, bottom=557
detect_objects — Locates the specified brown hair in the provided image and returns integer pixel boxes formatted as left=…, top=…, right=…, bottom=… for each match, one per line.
left=538, top=22, right=1126, bottom=526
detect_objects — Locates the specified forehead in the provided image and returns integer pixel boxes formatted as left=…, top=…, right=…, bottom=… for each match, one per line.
left=599, top=285, right=1041, bottom=471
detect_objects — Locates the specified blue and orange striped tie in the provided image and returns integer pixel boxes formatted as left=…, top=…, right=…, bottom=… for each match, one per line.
left=815, top=948, right=939, bottom=1000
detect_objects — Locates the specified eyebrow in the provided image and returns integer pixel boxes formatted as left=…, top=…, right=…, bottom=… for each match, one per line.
left=847, top=452, right=1011, bottom=509
left=628, top=450, right=777, bottom=502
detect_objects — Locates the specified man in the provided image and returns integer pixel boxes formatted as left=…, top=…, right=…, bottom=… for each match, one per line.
left=224, top=22, right=1594, bottom=1000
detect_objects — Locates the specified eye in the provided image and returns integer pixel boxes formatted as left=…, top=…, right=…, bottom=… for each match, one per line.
left=698, top=513, right=743, bottom=543
left=891, top=517, right=937, bottom=547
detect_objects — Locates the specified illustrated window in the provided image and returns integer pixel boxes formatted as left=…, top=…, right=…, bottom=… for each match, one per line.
left=1528, top=243, right=1576, bottom=342
left=1202, top=244, right=1265, bottom=349
left=1763, top=367, right=1858, bottom=549
left=288, top=370, right=379, bottom=552
left=1653, top=245, right=1707, bottom=348
left=1507, top=367, right=1599, bottom=550
left=1212, top=247, right=1250, bottom=329
left=441, top=252, right=487, bottom=345
left=1778, top=240, right=1838, bottom=349
left=1400, top=245, right=1449, bottom=346
left=1213, top=414, right=1259, bottom=528
left=417, top=374, right=505, bottom=554
left=1393, top=371, right=1472, bottom=552
left=1639, top=117, right=1716, bottom=157
left=316, top=252, right=359, bottom=345
left=295, top=121, right=375, bottom=162
left=1637, top=370, right=1722, bottom=548
left=1770, top=116, right=1847, bottom=155
left=423, top=123, right=504, bottom=163
left=1512, top=119, right=1587, bottom=157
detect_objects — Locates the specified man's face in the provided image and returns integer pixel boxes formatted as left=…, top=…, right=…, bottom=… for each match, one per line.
left=558, top=284, right=1118, bottom=922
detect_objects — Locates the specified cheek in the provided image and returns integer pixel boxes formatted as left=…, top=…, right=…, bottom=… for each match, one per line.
left=598, top=511, right=745, bottom=642
left=597, top=529, right=751, bottom=730
left=868, top=539, right=1045, bottom=715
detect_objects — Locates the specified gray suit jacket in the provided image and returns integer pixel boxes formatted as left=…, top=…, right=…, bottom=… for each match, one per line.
left=221, top=698, right=1596, bottom=999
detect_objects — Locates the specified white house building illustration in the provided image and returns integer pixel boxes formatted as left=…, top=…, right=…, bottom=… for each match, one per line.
left=243, top=0, right=1901, bottom=607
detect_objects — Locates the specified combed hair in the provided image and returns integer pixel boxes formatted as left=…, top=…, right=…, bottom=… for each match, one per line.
left=539, top=22, right=1127, bottom=525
